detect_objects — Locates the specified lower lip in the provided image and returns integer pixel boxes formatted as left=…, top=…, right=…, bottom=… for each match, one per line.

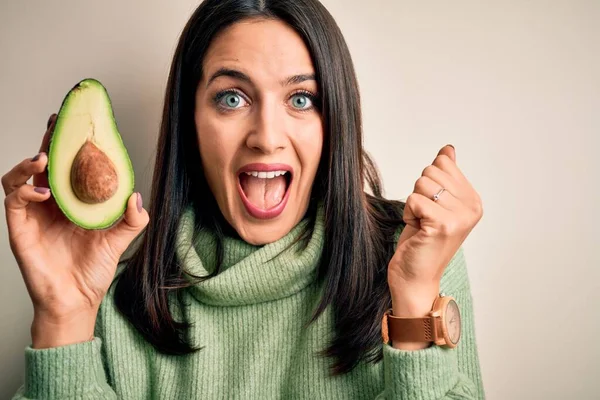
left=236, top=175, right=292, bottom=219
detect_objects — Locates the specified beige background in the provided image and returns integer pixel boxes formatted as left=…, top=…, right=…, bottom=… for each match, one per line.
left=1, top=1, right=598, bottom=398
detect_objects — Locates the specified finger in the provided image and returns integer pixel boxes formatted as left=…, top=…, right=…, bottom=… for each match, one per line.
left=432, top=152, right=467, bottom=185
left=106, top=192, right=150, bottom=256
left=40, top=114, right=57, bottom=154
left=421, top=165, right=462, bottom=200
left=2, top=153, right=48, bottom=196
left=4, top=184, right=51, bottom=231
left=34, top=114, right=57, bottom=188
left=402, top=192, right=448, bottom=232
left=437, top=144, right=456, bottom=163
left=414, top=176, right=461, bottom=212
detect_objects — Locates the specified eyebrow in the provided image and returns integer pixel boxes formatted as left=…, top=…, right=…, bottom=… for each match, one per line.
left=206, top=67, right=316, bottom=88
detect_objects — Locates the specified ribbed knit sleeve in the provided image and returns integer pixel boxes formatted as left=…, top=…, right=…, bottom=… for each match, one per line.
left=376, top=247, right=485, bottom=399
left=11, top=267, right=123, bottom=400
left=11, top=338, right=117, bottom=400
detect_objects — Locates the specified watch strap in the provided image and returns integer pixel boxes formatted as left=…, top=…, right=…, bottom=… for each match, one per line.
left=384, top=309, right=435, bottom=343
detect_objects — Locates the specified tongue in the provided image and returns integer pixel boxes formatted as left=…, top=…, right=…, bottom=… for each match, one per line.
left=240, top=175, right=287, bottom=210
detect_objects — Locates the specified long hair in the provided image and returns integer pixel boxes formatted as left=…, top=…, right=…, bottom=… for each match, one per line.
left=114, top=0, right=406, bottom=376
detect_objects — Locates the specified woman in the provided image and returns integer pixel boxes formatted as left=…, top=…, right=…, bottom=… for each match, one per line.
left=4, top=0, right=485, bottom=398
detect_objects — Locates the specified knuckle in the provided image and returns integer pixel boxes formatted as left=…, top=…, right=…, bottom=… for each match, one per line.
left=4, top=191, right=17, bottom=209
left=474, top=201, right=484, bottom=219
left=471, top=192, right=484, bottom=216
left=15, top=184, right=30, bottom=201
left=433, top=155, right=449, bottom=167
left=414, top=176, right=428, bottom=193
left=16, top=184, right=27, bottom=195
left=422, top=225, right=436, bottom=237
left=406, top=193, right=418, bottom=206
left=404, top=194, right=416, bottom=215
left=421, top=165, right=435, bottom=177
left=439, top=221, right=457, bottom=236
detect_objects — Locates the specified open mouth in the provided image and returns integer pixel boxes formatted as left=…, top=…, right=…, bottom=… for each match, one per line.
left=237, top=164, right=293, bottom=219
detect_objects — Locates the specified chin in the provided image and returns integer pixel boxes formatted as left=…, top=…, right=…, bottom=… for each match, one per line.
left=233, top=220, right=295, bottom=246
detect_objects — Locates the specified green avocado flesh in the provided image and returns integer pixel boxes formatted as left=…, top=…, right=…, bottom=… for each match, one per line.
left=48, top=78, right=134, bottom=230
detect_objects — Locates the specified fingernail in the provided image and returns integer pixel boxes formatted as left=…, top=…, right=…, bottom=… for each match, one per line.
left=136, top=192, right=143, bottom=213
left=31, top=152, right=43, bottom=162
left=34, top=187, right=50, bottom=194
left=447, top=144, right=455, bottom=150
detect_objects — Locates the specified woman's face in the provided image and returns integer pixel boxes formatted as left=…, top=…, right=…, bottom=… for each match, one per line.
left=195, top=18, right=324, bottom=245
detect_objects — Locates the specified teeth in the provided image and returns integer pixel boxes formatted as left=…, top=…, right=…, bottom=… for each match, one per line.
left=243, top=170, right=288, bottom=179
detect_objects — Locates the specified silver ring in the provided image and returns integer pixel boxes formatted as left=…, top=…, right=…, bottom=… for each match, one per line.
left=433, top=187, right=446, bottom=202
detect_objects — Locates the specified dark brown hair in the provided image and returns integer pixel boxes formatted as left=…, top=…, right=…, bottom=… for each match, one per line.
left=114, top=0, right=406, bottom=375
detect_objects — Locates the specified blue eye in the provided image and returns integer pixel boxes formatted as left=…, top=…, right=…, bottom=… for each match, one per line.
left=214, top=90, right=248, bottom=110
left=290, top=93, right=313, bottom=110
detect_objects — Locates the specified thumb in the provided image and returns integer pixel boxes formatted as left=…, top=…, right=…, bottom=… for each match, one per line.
left=437, top=144, right=456, bottom=163
left=397, top=198, right=420, bottom=248
left=396, top=222, right=418, bottom=249
left=106, top=192, right=149, bottom=256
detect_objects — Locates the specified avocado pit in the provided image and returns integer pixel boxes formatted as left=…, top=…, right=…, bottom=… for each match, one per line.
left=70, top=139, right=118, bottom=204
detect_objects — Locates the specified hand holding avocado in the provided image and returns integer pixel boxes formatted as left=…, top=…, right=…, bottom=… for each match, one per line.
left=1, top=80, right=149, bottom=348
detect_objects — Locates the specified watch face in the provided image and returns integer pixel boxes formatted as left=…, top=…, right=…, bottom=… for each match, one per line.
left=445, top=300, right=461, bottom=344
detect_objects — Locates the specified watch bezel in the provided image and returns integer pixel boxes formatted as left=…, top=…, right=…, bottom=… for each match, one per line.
left=432, top=295, right=461, bottom=348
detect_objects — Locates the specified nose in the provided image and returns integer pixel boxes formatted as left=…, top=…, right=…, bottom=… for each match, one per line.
left=245, top=98, right=287, bottom=155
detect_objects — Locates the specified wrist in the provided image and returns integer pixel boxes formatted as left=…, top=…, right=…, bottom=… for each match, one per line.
left=389, top=282, right=439, bottom=351
left=31, top=310, right=98, bottom=349
left=390, top=281, right=439, bottom=317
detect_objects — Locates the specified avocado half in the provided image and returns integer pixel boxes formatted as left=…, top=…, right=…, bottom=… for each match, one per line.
left=48, top=78, right=134, bottom=230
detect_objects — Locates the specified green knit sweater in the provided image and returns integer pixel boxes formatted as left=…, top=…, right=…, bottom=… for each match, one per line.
left=13, top=205, right=485, bottom=399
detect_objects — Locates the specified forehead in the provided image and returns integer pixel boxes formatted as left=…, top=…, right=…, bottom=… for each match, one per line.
left=202, top=18, right=315, bottom=82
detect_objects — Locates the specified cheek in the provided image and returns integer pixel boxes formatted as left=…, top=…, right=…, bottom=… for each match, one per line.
left=297, top=121, right=324, bottom=174
left=195, top=116, right=233, bottom=190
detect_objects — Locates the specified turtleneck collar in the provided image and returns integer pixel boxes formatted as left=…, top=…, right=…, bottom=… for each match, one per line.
left=175, top=204, right=324, bottom=306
